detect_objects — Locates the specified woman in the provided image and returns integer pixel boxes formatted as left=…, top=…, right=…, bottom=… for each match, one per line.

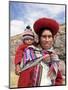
left=19, top=18, right=65, bottom=87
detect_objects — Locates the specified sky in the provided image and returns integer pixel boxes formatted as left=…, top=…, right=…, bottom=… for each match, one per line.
left=9, top=1, right=66, bottom=36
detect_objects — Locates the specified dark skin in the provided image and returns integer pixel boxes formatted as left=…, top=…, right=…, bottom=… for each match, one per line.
left=40, top=30, right=54, bottom=50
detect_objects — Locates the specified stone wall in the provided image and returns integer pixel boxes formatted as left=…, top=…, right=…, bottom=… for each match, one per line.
left=54, top=24, right=66, bottom=60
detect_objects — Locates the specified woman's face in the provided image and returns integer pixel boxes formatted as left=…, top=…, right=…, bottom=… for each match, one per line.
left=40, top=29, right=54, bottom=50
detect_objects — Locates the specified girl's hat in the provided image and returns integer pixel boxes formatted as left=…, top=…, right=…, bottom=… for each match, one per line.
left=33, top=18, right=59, bottom=36
left=22, top=25, right=34, bottom=40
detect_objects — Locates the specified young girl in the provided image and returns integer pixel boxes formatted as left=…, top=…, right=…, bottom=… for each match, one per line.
left=15, top=25, right=36, bottom=87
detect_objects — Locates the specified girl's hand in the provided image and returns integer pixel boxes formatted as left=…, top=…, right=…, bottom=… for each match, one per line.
left=15, top=64, right=21, bottom=75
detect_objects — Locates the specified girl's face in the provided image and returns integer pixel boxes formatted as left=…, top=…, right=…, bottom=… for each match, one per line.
left=24, top=38, right=34, bottom=45
left=40, top=29, right=54, bottom=50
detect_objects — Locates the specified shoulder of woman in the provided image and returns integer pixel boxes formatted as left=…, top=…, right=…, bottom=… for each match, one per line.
left=50, top=48, right=58, bottom=54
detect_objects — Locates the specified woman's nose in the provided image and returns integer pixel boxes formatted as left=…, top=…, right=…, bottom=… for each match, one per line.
left=45, top=37, right=49, bottom=41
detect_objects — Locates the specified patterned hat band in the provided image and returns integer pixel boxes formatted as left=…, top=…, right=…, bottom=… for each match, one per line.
left=22, top=34, right=34, bottom=40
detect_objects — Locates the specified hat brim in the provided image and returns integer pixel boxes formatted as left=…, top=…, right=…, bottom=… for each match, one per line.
left=33, top=18, right=59, bottom=36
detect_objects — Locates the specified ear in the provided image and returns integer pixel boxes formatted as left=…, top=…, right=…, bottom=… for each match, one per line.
left=52, top=35, right=57, bottom=46
left=54, top=34, right=57, bottom=41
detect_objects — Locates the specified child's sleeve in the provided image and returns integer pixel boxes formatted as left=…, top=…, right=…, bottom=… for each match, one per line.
left=15, top=46, right=23, bottom=65
left=15, top=44, right=27, bottom=65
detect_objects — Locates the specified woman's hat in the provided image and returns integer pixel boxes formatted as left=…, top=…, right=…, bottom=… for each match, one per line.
left=22, top=25, right=34, bottom=40
left=33, top=18, right=59, bottom=36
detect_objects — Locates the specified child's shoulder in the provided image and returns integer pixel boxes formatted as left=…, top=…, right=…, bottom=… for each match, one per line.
left=27, top=45, right=42, bottom=51
left=16, top=43, right=28, bottom=51
left=25, top=45, right=35, bottom=50
left=28, top=45, right=35, bottom=48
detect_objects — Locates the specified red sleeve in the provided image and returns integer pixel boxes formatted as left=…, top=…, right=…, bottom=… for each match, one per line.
left=15, top=43, right=28, bottom=65
left=55, top=70, right=63, bottom=85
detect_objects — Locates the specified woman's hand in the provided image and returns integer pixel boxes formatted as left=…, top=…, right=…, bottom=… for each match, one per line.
left=50, top=51, right=59, bottom=61
left=15, top=64, right=21, bottom=75
left=43, top=54, right=50, bottom=62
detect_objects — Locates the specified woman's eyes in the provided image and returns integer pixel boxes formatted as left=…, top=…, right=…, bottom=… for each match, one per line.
left=48, top=35, right=52, bottom=38
left=42, top=35, right=52, bottom=38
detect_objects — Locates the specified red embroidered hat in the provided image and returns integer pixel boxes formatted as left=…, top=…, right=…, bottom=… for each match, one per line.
left=33, top=18, right=59, bottom=36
